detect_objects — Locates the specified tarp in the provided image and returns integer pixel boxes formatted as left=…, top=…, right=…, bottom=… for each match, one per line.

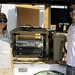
left=0, top=0, right=70, bottom=5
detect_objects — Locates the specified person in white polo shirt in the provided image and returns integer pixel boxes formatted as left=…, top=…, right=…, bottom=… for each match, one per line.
left=0, top=13, right=14, bottom=75
left=66, top=2, right=75, bottom=75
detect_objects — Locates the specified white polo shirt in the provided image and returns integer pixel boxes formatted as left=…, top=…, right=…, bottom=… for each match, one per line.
left=0, top=30, right=11, bottom=69
left=67, top=24, right=75, bottom=67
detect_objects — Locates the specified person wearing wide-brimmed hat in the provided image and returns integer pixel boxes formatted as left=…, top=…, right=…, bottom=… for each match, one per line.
left=0, top=13, right=14, bottom=75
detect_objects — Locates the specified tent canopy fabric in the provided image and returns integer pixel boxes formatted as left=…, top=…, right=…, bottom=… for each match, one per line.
left=0, top=0, right=73, bottom=6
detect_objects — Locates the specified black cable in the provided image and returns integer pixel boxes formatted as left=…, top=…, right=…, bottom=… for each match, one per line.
left=56, top=41, right=67, bottom=64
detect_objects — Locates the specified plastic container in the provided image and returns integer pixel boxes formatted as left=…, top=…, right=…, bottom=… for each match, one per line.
left=52, top=33, right=66, bottom=61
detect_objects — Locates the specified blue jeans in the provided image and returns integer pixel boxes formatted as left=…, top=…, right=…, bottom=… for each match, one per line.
left=66, top=65, right=75, bottom=75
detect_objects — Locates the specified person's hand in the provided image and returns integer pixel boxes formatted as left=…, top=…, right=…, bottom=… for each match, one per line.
left=59, top=61, right=66, bottom=65
left=11, top=62, right=14, bottom=69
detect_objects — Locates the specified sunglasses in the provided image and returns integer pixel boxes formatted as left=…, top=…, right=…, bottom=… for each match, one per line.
left=69, top=8, right=75, bottom=12
left=0, top=19, right=7, bottom=23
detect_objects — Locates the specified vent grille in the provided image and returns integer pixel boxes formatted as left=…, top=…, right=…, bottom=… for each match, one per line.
left=18, top=68, right=28, bottom=72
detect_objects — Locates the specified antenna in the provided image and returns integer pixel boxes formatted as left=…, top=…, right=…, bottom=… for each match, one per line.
left=0, top=4, right=2, bottom=13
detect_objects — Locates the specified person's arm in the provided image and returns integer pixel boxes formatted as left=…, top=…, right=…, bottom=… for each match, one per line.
left=10, top=46, right=14, bottom=69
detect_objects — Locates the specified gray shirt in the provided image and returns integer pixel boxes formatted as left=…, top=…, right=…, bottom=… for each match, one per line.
left=0, top=30, right=11, bottom=69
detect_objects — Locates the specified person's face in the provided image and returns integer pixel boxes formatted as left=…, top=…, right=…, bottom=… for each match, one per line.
left=70, top=5, right=75, bottom=20
left=0, top=18, right=7, bottom=30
